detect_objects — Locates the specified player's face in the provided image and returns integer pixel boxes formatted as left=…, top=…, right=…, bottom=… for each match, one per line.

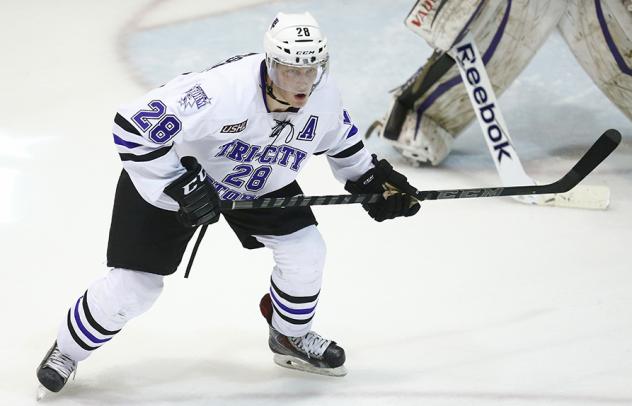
left=271, top=62, right=320, bottom=108
left=275, top=64, right=318, bottom=92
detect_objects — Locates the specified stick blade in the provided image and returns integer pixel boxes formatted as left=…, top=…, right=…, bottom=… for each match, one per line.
left=555, top=129, right=622, bottom=193
left=571, top=129, right=621, bottom=177
left=602, top=128, right=623, bottom=145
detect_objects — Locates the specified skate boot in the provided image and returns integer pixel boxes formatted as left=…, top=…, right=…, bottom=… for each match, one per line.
left=36, top=341, right=77, bottom=399
left=260, top=293, right=347, bottom=377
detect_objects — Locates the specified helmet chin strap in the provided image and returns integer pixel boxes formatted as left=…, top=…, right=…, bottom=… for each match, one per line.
left=265, top=82, right=291, bottom=106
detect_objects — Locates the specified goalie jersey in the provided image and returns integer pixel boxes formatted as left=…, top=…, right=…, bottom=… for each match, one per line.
left=112, top=53, right=372, bottom=211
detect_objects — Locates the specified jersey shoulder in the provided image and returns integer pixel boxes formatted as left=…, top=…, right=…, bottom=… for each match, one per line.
left=117, top=53, right=264, bottom=121
left=196, top=53, right=266, bottom=118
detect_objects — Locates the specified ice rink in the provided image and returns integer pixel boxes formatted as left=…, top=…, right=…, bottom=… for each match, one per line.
left=1, top=1, right=631, bottom=405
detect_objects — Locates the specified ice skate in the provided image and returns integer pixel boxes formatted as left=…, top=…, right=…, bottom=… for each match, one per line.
left=260, top=293, right=347, bottom=377
left=268, top=326, right=347, bottom=376
left=36, top=341, right=77, bottom=400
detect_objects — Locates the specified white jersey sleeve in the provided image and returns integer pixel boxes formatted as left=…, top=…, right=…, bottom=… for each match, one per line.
left=314, top=97, right=373, bottom=183
left=113, top=73, right=217, bottom=211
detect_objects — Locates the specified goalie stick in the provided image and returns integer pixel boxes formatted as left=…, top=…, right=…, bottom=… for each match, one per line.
left=447, top=31, right=611, bottom=210
left=220, top=129, right=620, bottom=211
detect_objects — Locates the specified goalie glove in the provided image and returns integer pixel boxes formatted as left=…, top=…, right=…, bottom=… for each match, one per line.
left=163, top=156, right=221, bottom=228
left=345, top=155, right=420, bottom=222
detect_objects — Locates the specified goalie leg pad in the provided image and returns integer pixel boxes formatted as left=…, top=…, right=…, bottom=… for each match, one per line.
left=378, top=0, right=567, bottom=165
left=559, top=0, right=632, bottom=122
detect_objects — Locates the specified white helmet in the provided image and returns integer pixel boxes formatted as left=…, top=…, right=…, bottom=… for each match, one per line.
left=263, top=12, right=329, bottom=94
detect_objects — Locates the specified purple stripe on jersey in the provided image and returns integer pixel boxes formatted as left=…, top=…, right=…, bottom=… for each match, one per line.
left=113, top=134, right=142, bottom=149
left=343, top=110, right=352, bottom=124
left=73, top=297, right=112, bottom=345
left=269, top=288, right=317, bottom=315
left=414, top=0, right=512, bottom=138
left=595, top=0, right=632, bottom=76
left=346, top=125, right=359, bottom=138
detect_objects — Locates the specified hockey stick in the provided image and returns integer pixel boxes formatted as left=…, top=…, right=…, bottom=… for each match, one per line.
left=220, top=129, right=620, bottom=210
left=447, top=32, right=611, bottom=210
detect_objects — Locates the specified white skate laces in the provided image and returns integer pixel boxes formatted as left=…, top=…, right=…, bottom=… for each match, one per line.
left=44, top=347, right=77, bottom=381
left=289, top=331, right=331, bottom=359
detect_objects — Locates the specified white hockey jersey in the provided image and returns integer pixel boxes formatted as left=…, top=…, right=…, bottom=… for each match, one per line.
left=113, top=53, right=373, bottom=211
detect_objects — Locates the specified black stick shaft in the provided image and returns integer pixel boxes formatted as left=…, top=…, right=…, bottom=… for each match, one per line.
left=219, top=129, right=621, bottom=211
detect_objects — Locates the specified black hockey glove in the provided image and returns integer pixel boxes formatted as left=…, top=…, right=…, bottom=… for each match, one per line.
left=163, top=156, right=221, bottom=228
left=345, top=155, right=420, bottom=222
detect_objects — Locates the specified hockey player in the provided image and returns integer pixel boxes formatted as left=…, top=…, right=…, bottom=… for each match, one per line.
left=36, top=11, right=420, bottom=396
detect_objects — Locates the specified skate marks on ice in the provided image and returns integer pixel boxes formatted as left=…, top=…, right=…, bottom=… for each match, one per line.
left=33, top=357, right=274, bottom=404
left=354, top=308, right=557, bottom=351
left=32, top=358, right=632, bottom=405
left=217, top=390, right=632, bottom=405
left=340, top=308, right=632, bottom=405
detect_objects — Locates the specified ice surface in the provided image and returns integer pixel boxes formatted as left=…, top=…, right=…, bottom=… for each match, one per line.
left=1, top=1, right=631, bottom=405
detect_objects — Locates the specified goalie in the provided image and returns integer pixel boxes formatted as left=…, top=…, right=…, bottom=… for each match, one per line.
left=372, top=0, right=632, bottom=166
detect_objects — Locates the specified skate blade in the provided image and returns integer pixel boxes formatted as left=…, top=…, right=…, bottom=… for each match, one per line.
left=36, top=385, right=51, bottom=401
left=273, top=354, right=347, bottom=377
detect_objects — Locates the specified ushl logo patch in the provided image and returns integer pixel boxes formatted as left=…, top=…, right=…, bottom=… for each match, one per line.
left=220, top=119, right=248, bottom=133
